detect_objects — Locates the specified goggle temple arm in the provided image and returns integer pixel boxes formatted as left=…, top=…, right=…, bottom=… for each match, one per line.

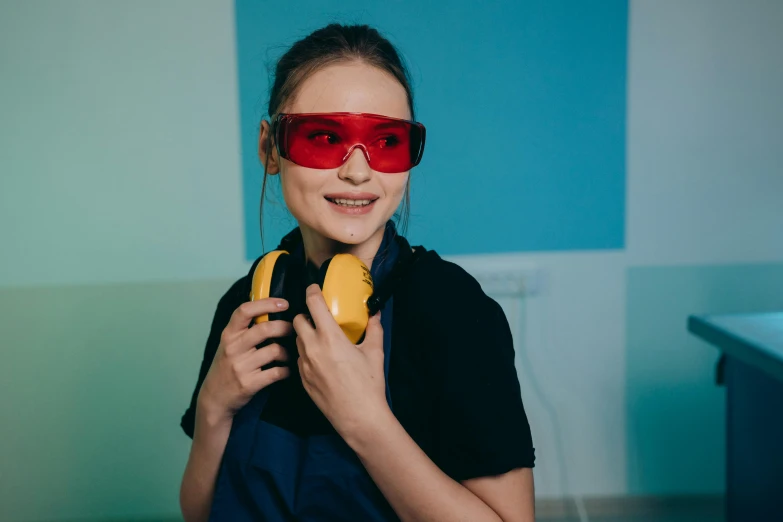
left=269, top=114, right=286, bottom=160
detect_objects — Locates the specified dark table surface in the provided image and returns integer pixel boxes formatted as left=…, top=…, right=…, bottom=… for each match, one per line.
left=688, top=312, right=783, bottom=383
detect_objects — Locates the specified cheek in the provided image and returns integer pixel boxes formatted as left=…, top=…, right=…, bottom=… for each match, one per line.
left=384, top=173, right=409, bottom=202
left=281, top=166, right=311, bottom=198
left=279, top=165, right=330, bottom=213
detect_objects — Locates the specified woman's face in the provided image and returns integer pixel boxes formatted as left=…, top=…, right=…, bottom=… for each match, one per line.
left=273, top=62, right=411, bottom=246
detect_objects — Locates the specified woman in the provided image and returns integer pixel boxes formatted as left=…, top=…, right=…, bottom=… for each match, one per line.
left=180, top=23, right=535, bottom=521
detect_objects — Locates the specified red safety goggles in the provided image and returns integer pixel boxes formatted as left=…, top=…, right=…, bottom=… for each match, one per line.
left=272, top=112, right=426, bottom=173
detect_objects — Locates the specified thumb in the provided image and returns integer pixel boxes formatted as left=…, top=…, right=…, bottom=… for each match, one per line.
left=360, top=312, right=383, bottom=348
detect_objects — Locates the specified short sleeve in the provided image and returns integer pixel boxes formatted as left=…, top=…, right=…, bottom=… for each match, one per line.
left=433, top=269, right=535, bottom=481
left=180, top=277, right=247, bottom=439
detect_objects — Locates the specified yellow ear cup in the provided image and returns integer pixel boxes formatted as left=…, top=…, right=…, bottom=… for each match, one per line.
left=250, top=250, right=288, bottom=324
left=320, top=254, right=374, bottom=344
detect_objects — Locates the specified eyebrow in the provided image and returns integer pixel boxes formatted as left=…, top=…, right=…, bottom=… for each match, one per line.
left=373, top=121, right=408, bottom=131
left=294, top=114, right=409, bottom=131
left=297, top=116, right=342, bottom=127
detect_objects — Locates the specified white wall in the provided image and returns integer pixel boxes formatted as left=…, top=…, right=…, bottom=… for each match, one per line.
left=451, top=251, right=628, bottom=496
left=626, top=0, right=783, bottom=266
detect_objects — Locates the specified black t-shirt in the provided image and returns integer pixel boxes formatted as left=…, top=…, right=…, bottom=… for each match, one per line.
left=181, top=247, right=535, bottom=481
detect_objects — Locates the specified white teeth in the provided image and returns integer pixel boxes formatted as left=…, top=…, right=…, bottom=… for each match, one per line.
left=331, top=198, right=372, bottom=207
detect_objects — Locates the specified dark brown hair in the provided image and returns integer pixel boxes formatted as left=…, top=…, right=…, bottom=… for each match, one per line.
left=259, top=24, right=416, bottom=245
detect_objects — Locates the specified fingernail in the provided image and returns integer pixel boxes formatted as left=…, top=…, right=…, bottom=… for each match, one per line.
left=277, top=300, right=288, bottom=309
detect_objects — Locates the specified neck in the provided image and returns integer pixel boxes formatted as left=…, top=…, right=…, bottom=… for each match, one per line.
left=299, top=223, right=387, bottom=269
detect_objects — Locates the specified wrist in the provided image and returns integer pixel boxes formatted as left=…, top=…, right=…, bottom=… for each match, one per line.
left=340, top=402, right=396, bottom=452
left=196, top=393, right=233, bottom=430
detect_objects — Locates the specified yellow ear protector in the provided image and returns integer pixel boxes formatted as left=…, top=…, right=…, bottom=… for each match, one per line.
left=251, top=251, right=374, bottom=344
left=248, top=233, right=422, bottom=344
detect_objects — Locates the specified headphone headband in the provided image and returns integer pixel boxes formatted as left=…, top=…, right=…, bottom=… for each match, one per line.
left=277, top=227, right=304, bottom=253
left=367, top=234, right=423, bottom=315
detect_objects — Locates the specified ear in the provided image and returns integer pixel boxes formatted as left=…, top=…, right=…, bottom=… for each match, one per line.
left=258, top=119, right=281, bottom=175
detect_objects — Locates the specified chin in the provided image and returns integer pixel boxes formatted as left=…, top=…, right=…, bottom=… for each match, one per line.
left=326, top=222, right=377, bottom=245
left=310, top=216, right=387, bottom=247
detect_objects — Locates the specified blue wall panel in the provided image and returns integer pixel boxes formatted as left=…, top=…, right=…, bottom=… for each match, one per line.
left=235, top=0, right=628, bottom=258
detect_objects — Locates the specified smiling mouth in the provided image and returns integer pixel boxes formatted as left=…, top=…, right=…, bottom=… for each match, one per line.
left=324, top=197, right=376, bottom=208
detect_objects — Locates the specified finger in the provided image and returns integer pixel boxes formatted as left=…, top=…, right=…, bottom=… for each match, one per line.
left=304, top=284, right=340, bottom=334
left=297, top=356, right=307, bottom=383
left=293, top=312, right=316, bottom=340
left=295, top=334, right=306, bottom=360
left=243, top=342, right=289, bottom=370
left=359, top=312, right=384, bottom=349
left=247, top=366, right=291, bottom=392
left=241, top=320, right=294, bottom=348
left=226, top=298, right=289, bottom=334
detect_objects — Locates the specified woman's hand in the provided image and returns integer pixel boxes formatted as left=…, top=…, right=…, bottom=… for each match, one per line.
left=293, top=284, right=389, bottom=438
left=197, top=298, right=293, bottom=422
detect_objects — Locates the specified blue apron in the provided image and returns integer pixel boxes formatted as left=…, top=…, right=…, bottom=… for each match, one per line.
left=209, top=224, right=401, bottom=521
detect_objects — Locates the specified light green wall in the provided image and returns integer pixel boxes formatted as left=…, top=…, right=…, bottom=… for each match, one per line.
left=0, top=0, right=249, bottom=288
left=0, top=3, right=249, bottom=518
left=0, top=279, right=233, bottom=522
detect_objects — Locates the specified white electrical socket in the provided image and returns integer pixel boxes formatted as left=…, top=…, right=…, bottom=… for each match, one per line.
left=469, top=267, right=541, bottom=297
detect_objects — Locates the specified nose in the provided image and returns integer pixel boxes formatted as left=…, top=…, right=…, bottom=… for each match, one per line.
left=337, top=146, right=372, bottom=185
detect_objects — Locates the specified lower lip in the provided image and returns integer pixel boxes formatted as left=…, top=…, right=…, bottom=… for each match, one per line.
left=325, top=198, right=377, bottom=215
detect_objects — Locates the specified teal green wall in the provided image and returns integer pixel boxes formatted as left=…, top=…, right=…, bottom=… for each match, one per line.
left=1, top=280, right=233, bottom=521
left=626, top=263, right=783, bottom=494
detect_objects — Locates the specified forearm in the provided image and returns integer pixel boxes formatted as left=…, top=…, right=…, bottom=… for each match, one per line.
left=345, top=408, right=502, bottom=522
left=179, top=398, right=233, bottom=522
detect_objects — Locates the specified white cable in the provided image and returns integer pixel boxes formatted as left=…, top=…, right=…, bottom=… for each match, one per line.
left=574, top=496, right=590, bottom=522
left=510, top=291, right=572, bottom=506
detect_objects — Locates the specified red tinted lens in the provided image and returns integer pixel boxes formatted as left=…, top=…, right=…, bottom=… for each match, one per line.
left=276, top=113, right=425, bottom=173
